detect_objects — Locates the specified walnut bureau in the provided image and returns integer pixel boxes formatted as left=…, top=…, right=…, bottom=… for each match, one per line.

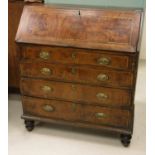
left=15, top=5, right=142, bottom=146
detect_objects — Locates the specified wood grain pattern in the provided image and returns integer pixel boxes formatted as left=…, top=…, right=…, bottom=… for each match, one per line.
left=22, top=96, right=131, bottom=128
left=16, top=5, right=142, bottom=52
left=21, top=45, right=134, bottom=70
left=20, top=78, right=132, bottom=107
left=20, top=61, right=133, bottom=88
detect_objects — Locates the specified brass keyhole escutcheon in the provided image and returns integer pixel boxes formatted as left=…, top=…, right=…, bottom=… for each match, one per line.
left=97, top=57, right=110, bottom=65
left=41, top=68, right=52, bottom=76
left=71, top=84, right=76, bottom=91
left=39, top=51, right=50, bottom=60
left=71, top=67, right=77, bottom=75
left=71, top=52, right=76, bottom=59
left=72, top=103, right=77, bottom=112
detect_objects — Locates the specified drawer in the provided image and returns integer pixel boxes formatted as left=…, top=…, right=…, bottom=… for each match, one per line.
left=82, top=104, right=131, bottom=129
left=22, top=96, right=82, bottom=122
left=20, top=61, right=133, bottom=88
left=22, top=96, right=131, bottom=129
left=20, top=78, right=131, bottom=107
left=21, top=46, right=133, bottom=70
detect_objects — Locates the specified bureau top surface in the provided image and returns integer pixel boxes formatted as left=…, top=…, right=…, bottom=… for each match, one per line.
left=16, top=5, right=142, bottom=52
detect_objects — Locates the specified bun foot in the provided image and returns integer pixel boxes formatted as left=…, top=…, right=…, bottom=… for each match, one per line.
left=120, top=134, right=132, bottom=147
left=24, top=120, right=35, bottom=131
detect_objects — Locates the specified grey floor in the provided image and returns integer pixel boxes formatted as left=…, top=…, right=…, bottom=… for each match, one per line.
left=8, top=60, right=146, bottom=155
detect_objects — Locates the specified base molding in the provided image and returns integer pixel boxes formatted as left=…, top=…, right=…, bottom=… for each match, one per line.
left=22, top=114, right=132, bottom=146
left=21, top=114, right=132, bottom=135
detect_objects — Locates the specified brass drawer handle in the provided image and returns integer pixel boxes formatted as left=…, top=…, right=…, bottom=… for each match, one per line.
left=39, top=51, right=50, bottom=60
left=97, top=57, right=110, bottom=65
left=95, top=112, right=107, bottom=118
left=43, top=105, right=54, bottom=112
left=41, top=68, right=52, bottom=76
left=96, top=93, right=108, bottom=100
left=97, top=74, right=109, bottom=82
left=42, top=85, right=53, bottom=92
left=71, top=52, right=76, bottom=59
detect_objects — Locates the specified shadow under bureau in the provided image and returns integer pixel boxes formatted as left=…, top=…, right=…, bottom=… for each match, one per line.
left=15, top=4, right=143, bottom=146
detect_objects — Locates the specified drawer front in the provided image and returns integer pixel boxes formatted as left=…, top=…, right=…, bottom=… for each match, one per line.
left=20, top=61, right=133, bottom=88
left=82, top=103, right=131, bottom=129
left=22, top=46, right=132, bottom=70
left=22, top=96, right=82, bottom=122
left=20, top=78, right=131, bottom=107
left=22, top=96, right=131, bottom=129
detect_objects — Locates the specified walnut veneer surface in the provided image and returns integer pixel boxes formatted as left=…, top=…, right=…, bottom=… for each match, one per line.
left=16, top=4, right=143, bottom=146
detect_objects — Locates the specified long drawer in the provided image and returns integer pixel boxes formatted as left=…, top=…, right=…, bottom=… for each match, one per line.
left=20, top=78, right=132, bottom=107
left=21, top=46, right=134, bottom=71
left=22, top=96, right=131, bottom=129
left=20, top=61, right=133, bottom=88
